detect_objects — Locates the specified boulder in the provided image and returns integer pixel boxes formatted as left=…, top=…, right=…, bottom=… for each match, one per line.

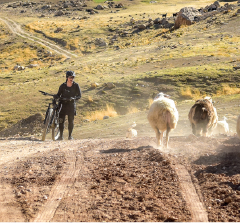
left=115, top=3, right=123, bottom=8
left=14, top=65, right=25, bottom=71
left=146, top=21, right=154, bottom=27
left=41, top=5, right=51, bottom=10
left=45, top=51, right=53, bottom=57
left=27, top=64, right=38, bottom=68
left=138, top=24, right=146, bottom=30
left=91, top=82, right=99, bottom=88
left=213, top=1, right=220, bottom=8
left=174, top=7, right=202, bottom=29
left=95, top=38, right=108, bottom=47
left=130, top=17, right=135, bottom=23
left=96, top=5, right=104, bottom=10
left=55, top=10, right=64, bottom=16
left=153, top=18, right=161, bottom=24
left=233, top=66, right=240, bottom=70
left=63, top=3, right=69, bottom=8
left=104, top=82, right=115, bottom=89
left=23, top=2, right=31, bottom=6
left=55, top=27, right=63, bottom=32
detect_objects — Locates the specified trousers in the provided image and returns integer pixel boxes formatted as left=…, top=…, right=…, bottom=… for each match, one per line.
left=59, top=113, right=74, bottom=137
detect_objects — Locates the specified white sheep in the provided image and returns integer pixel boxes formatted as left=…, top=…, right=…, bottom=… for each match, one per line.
left=236, top=115, right=240, bottom=138
left=212, top=116, right=229, bottom=135
left=126, top=122, right=137, bottom=138
left=147, top=92, right=179, bottom=148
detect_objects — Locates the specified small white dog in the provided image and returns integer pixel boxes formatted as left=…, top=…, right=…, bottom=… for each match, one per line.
left=126, top=122, right=137, bottom=138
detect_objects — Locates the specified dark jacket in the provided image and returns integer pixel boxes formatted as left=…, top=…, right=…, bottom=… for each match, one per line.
left=57, top=82, right=81, bottom=116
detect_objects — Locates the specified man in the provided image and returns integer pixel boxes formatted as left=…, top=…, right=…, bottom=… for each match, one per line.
left=56, top=71, right=81, bottom=140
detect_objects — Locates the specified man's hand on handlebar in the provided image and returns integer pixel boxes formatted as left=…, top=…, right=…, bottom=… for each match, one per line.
left=60, top=97, right=76, bottom=102
left=53, top=95, right=59, bottom=99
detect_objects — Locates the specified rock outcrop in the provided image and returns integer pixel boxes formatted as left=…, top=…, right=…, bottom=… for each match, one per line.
left=174, top=7, right=202, bottom=29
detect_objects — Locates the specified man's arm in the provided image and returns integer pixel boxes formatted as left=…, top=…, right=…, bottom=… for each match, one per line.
left=56, top=84, right=63, bottom=98
left=75, top=83, right=82, bottom=100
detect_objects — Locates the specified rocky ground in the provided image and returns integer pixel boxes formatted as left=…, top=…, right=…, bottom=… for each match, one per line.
left=0, top=134, right=239, bottom=222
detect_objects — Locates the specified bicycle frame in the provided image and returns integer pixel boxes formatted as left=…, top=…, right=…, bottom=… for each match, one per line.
left=40, top=90, right=62, bottom=141
left=44, top=98, right=61, bottom=127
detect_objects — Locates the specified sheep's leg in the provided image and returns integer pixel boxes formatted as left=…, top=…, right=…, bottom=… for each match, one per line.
left=202, top=126, right=208, bottom=137
left=166, top=128, right=170, bottom=148
left=191, top=123, right=196, bottom=135
left=153, top=128, right=161, bottom=146
left=195, top=125, right=201, bottom=137
left=160, top=131, right=164, bottom=147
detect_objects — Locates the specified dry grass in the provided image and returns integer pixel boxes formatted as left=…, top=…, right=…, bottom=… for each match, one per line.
left=180, top=86, right=202, bottom=100
left=128, top=106, right=139, bottom=114
left=216, top=84, right=240, bottom=96
left=85, top=105, right=118, bottom=121
left=148, top=98, right=153, bottom=108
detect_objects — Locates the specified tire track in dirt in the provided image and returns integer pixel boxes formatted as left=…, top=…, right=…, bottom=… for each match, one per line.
left=173, top=164, right=208, bottom=222
left=51, top=145, right=94, bottom=221
left=151, top=143, right=209, bottom=222
left=0, top=139, right=99, bottom=222
left=0, top=17, right=78, bottom=59
left=33, top=148, right=81, bottom=222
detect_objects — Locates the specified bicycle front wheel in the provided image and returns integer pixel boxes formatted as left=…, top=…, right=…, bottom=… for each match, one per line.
left=42, top=108, right=53, bottom=141
left=52, top=117, right=60, bottom=141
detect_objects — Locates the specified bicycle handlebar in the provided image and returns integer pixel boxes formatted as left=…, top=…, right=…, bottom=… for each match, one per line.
left=39, top=91, right=76, bottom=102
left=39, top=90, right=56, bottom=97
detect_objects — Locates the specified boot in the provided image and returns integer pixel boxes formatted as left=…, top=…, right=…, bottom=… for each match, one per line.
left=57, top=131, right=63, bottom=140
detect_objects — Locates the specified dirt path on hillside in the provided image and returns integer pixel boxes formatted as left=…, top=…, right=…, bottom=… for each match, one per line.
left=0, top=17, right=77, bottom=59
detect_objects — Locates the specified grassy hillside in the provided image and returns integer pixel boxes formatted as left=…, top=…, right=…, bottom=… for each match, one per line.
left=0, top=0, right=240, bottom=132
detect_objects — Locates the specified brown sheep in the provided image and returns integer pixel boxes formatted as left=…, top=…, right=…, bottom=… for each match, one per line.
left=188, top=96, right=218, bottom=136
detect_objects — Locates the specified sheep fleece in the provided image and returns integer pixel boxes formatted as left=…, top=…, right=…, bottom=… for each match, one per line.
left=188, top=99, right=217, bottom=129
left=148, top=98, right=178, bottom=131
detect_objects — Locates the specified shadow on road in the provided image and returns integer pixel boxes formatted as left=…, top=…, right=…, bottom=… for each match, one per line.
left=0, top=137, right=42, bottom=141
left=99, top=145, right=153, bottom=154
left=193, top=139, right=240, bottom=177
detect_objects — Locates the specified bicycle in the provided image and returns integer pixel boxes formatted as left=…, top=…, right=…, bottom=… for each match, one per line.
left=40, top=90, right=62, bottom=141
left=40, top=91, right=77, bottom=141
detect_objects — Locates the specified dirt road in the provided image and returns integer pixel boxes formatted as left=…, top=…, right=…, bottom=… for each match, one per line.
left=1, top=135, right=239, bottom=222
left=0, top=17, right=78, bottom=59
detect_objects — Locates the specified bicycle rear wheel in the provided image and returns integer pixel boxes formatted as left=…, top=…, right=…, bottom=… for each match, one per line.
left=42, top=108, right=53, bottom=141
left=52, top=118, right=60, bottom=141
